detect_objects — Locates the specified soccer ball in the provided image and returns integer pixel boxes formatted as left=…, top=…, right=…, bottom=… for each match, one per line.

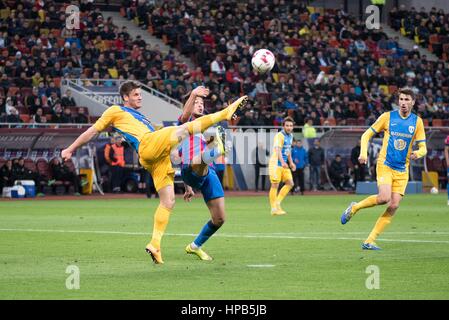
left=251, top=49, right=275, bottom=74
left=430, top=187, right=439, bottom=194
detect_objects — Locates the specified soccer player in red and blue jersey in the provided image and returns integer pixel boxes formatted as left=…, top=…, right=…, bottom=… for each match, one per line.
left=178, top=86, right=229, bottom=260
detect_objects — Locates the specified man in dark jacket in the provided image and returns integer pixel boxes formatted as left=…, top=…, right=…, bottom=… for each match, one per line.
left=0, top=159, right=14, bottom=191
left=308, top=139, right=324, bottom=191
left=291, top=139, right=308, bottom=194
left=351, top=141, right=365, bottom=188
left=11, top=157, right=45, bottom=196
left=329, top=154, right=350, bottom=191
left=50, top=158, right=81, bottom=195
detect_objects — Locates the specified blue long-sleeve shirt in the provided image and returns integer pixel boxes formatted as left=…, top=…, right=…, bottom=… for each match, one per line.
left=291, top=146, right=308, bottom=169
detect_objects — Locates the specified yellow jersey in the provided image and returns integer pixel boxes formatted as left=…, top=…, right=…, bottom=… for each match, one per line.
left=93, top=105, right=155, bottom=153
left=370, top=110, right=426, bottom=172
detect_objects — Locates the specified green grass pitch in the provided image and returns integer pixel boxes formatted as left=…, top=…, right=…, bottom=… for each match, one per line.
left=0, top=194, right=448, bottom=300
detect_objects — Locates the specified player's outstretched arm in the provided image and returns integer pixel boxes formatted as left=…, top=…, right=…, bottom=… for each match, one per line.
left=358, top=128, right=375, bottom=164
left=61, top=126, right=99, bottom=161
left=179, top=86, right=210, bottom=123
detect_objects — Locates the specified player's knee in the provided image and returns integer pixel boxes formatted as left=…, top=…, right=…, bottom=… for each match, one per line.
left=160, top=197, right=175, bottom=210
left=212, top=215, right=225, bottom=227
left=377, top=195, right=390, bottom=204
left=388, top=203, right=400, bottom=212
left=271, top=183, right=279, bottom=189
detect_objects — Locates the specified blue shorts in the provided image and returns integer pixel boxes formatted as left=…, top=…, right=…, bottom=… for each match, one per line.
left=181, top=166, right=224, bottom=203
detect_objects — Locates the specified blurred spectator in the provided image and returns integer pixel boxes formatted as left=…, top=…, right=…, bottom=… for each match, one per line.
left=51, top=105, right=64, bottom=123
left=308, top=139, right=324, bottom=191
left=303, top=118, right=317, bottom=147
left=74, top=107, right=89, bottom=124
left=104, top=136, right=125, bottom=193
left=0, top=160, right=14, bottom=191
left=351, top=141, right=366, bottom=188
left=254, top=142, right=269, bottom=192
left=61, top=90, right=77, bottom=107
left=50, top=158, right=82, bottom=196
left=12, top=157, right=45, bottom=196
left=32, top=108, right=45, bottom=124
left=329, top=154, right=350, bottom=191
left=291, top=140, right=308, bottom=195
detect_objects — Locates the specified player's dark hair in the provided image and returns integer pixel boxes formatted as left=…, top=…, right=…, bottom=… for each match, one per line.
left=283, top=116, right=295, bottom=126
left=398, top=87, right=416, bottom=100
left=119, top=81, right=141, bottom=99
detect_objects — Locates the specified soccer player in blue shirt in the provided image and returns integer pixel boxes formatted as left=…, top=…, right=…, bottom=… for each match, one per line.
left=340, top=87, right=427, bottom=250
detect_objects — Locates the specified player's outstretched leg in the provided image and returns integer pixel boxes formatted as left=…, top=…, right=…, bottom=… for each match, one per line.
left=184, top=95, right=248, bottom=135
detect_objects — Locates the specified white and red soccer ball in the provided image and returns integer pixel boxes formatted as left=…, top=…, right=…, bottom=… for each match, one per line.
left=251, top=49, right=275, bottom=74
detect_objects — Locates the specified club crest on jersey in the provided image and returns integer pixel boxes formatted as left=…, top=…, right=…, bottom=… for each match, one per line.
left=408, top=126, right=415, bottom=134
left=394, top=139, right=407, bottom=151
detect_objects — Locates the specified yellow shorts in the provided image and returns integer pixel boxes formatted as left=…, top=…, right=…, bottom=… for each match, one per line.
left=269, top=165, right=293, bottom=184
left=138, top=127, right=180, bottom=192
left=376, top=162, right=409, bottom=195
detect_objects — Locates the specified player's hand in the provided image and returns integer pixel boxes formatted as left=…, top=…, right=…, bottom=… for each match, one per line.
left=183, top=186, right=194, bottom=202
left=61, top=149, right=72, bottom=162
left=192, top=86, right=209, bottom=98
left=410, top=152, right=418, bottom=160
left=358, top=156, right=367, bottom=165
left=282, top=162, right=289, bottom=169
left=290, top=163, right=296, bottom=172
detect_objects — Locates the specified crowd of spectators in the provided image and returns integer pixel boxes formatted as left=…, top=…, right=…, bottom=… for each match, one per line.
left=389, top=5, right=449, bottom=62
left=0, top=0, right=189, bottom=125
left=1, top=0, right=448, bottom=129
left=125, top=0, right=449, bottom=127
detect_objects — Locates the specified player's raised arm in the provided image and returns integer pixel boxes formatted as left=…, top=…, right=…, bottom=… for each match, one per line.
left=359, top=112, right=388, bottom=164
left=179, top=86, right=210, bottom=123
left=61, top=126, right=99, bottom=161
left=410, top=117, right=427, bottom=160
left=62, top=105, right=117, bottom=161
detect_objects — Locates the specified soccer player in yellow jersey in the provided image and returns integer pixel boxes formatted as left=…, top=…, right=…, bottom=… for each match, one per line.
left=61, top=81, right=248, bottom=263
left=340, top=87, right=427, bottom=250
left=268, top=117, right=296, bottom=215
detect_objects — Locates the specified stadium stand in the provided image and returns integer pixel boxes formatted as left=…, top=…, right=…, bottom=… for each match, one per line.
left=389, top=5, right=449, bottom=62
left=123, top=0, right=449, bottom=126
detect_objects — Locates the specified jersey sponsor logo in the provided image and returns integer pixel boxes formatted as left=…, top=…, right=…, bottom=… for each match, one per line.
left=394, top=139, right=407, bottom=151
left=390, top=131, right=413, bottom=139
left=408, top=126, right=415, bottom=134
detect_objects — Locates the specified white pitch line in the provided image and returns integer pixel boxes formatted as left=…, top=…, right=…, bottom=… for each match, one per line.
left=0, top=228, right=449, bottom=244
left=247, top=265, right=275, bottom=268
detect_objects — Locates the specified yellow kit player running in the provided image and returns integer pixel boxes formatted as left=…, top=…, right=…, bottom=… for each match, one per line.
left=61, top=81, right=248, bottom=264
left=340, top=87, right=427, bottom=250
left=269, top=117, right=296, bottom=215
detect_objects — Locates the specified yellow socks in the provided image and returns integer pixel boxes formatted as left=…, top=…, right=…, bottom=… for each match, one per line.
left=148, top=205, right=172, bottom=250
left=276, top=185, right=292, bottom=204
left=365, top=212, right=393, bottom=244
left=269, top=187, right=278, bottom=209
left=352, top=195, right=378, bottom=215
left=185, top=112, right=222, bottom=135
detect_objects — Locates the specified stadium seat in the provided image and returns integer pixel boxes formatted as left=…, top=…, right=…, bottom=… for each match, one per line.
left=432, top=119, right=443, bottom=127
left=423, top=119, right=429, bottom=127
left=326, top=118, right=336, bottom=126
left=19, top=114, right=30, bottom=123
left=388, top=85, right=398, bottom=95
left=7, top=86, right=20, bottom=96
